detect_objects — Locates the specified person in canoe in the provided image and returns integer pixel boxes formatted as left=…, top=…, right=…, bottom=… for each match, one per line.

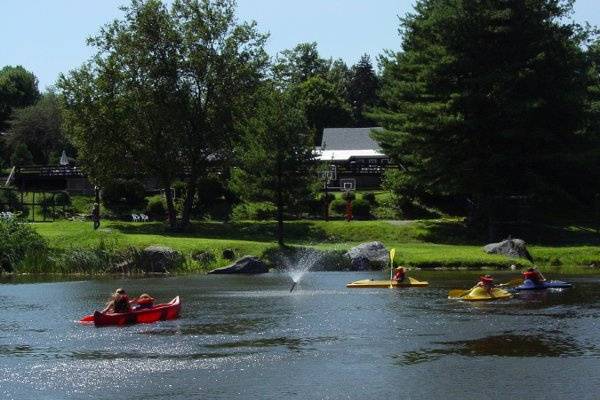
left=523, top=267, right=546, bottom=284
left=133, top=293, right=155, bottom=310
left=101, top=288, right=135, bottom=314
left=476, top=274, right=495, bottom=295
left=392, top=267, right=406, bottom=283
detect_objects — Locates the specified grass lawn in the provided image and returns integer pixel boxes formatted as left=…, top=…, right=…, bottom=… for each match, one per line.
left=28, top=219, right=600, bottom=273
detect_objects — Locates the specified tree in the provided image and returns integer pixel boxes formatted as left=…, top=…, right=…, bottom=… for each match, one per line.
left=60, top=0, right=268, bottom=229
left=231, top=87, right=317, bottom=245
left=295, top=76, right=353, bottom=144
left=347, top=54, right=379, bottom=126
left=0, top=66, right=40, bottom=131
left=10, top=142, right=33, bottom=166
left=273, top=42, right=330, bottom=88
left=172, top=0, right=269, bottom=227
left=6, top=91, right=69, bottom=165
left=372, top=0, right=591, bottom=223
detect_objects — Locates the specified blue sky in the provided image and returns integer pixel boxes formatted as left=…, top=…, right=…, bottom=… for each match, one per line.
left=1, top=0, right=599, bottom=90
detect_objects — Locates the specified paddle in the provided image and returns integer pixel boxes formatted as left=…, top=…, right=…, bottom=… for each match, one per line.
left=389, top=248, right=396, bottom=288
left=497, top=277, right=523, bottom=287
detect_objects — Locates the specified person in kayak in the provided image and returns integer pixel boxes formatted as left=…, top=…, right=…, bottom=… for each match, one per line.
left=392, top=267, right=406, bottom=283
left=476, top=274, right=495, bottom=294
left=523, top=267, right=546, bottom=284
left=133, top=293, right=155, bottom=310
left=101, top=288, right=134, bottom=314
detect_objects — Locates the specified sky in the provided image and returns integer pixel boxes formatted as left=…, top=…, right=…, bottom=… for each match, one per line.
left=1, top=0, right=599, bottom=90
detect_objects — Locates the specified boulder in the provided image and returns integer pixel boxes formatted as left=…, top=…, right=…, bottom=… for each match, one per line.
left=138, top=246, right=183, bottom=273
left=344, top=241, right=389, bottom=271
left=483, top=238, right=533, bottom=262
left=222, top=249, right=236, bottom=260
left=209, top=256, right=269, bottom=274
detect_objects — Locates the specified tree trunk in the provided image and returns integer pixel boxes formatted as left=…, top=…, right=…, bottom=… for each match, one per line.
left=164, top=185, right=177, bottom=229
left=180, top=176, right=197, bottom=229
left=276, top=160, right=284, bottom=246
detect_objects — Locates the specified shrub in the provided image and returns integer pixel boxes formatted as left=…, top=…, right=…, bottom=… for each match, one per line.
left=0, top=219, right=48, bottom=272
left=102, top=179, right=147, bottom=216
left=146, top=195, right=166, bottom=221
left=342, top=191, right=355, bottom=201
left=362, top=192, right=376, bottom=205
left=352, top=198, right=371, bottom=218
left=331, top=198, right=347, bottom=214
left=0, top=189, right=24, bottom=212
left=231, top=202, right=276, bottom=220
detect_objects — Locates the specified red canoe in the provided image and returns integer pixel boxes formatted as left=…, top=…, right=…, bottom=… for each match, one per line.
left=79, top=296, right=181, bottom=327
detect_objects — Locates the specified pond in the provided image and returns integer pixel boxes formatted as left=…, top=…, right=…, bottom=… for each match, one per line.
left=1, top=271, right=600, bottom=399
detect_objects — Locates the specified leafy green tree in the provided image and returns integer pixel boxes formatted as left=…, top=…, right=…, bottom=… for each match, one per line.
left=6, top=92, right=69, bottom=164
left=0, top=66, right=40, bottom=131
left=348, top=54, right=379, bottom=126
left=372, top=0, right=591, bottom=223
left=273, top=42, right=330, bottom=88
left=10, top=142, right=34, bottom=166
left=231, top=87, right=317, bottom=245
left=295, top=76, right=353, bottom=144
left=327, top=59, right=351, bottom=100
left=60, top=0, right=267, bottom=229
left=172, top=0, right=269, bottom=227
left=60, top=0, right=188, bottom=228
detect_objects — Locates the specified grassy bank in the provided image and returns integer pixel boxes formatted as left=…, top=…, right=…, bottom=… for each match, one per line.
left=19, top=219, right=600, bottom=274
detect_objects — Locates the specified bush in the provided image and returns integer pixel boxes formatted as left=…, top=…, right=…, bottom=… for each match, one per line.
left=0, top=189, right=24, bottom=212
left=352, top=198, right=371, bottom=218
left=362, top=192, right=376, bottom=205
left=231, top=202, right=277, bottom=220
left=331, top=198, right=348, bottom=214
left=342, top=191, right=356, bottom=201
left=102, top=179, right=147, bottom=216
left=0, top=219, right=48, bottom=272
left=146, top=195, right=166, bottom=221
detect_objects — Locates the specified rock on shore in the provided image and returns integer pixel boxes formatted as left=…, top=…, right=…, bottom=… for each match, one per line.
left=344, top=241, right=390, bottom=271
left=208, top=256, right=269, bottom=274
left=483, top=238, right=533, bottom=262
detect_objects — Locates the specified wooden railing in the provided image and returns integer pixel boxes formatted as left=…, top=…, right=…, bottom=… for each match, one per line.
left=16, top=165, right=86, bottom=178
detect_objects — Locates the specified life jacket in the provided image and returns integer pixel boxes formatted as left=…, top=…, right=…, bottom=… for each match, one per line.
left=393, top=269, right=406, bottom=282
left=113, top=294, right=131, bottom=313
left=479, top=276, right=494, bottom=286
left=523, top=271, right=541, bottom=281
left=136, top=296, right=154, bottom=309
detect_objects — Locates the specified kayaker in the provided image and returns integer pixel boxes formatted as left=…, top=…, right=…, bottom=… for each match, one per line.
left=134, top=293, right=155, bottom=310
left=101, top=288, right=133, bottom=314
left=392, top=267, right=406, bottom=283
left=523, top=267, right=546, bottom=284
left=476, top=274, right=495, bottom=294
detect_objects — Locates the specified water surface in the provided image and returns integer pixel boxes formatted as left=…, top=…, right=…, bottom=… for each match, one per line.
left=1, top=272, right=600, bottom=399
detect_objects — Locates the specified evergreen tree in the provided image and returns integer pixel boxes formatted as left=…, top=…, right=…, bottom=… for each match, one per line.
left=231, top=87, right=317, bottom=245
left=348, top=54, right=379, bottom=126
left=372, top=0, right=590, bottom=221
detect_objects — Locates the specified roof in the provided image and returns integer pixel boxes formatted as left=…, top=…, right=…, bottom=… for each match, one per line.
left=317, top=149, right=386, bottom=161
left=320, top=127, right=383, bottom=151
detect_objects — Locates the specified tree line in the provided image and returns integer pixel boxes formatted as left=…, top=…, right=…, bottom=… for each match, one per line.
left=2, top=0, right=600, bottom=239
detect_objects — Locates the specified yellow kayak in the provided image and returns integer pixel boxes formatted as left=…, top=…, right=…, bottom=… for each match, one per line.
left=449, top=286, right=512, bottom=301
left=346, top=277, right=429, bottom=288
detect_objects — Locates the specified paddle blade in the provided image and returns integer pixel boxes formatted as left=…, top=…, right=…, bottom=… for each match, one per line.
left=389, top=248, right=396, bottom=266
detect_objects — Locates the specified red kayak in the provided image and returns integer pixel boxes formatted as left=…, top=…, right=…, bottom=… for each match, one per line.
left=79, top=296, right=181, bottom=327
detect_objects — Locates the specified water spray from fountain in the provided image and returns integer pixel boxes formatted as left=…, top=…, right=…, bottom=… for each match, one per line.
left=283, top=248, right=323, bottom=292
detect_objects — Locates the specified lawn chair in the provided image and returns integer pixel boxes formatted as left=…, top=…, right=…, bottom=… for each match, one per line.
left=140, top=214, right=149, bottom=222
left=131, top=214, right=140, bottom=222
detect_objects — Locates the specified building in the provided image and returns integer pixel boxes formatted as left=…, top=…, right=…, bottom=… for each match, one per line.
left=317, top=127, right=389, bottom=190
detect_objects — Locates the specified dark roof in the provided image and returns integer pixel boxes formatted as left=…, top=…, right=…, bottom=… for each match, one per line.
left=321, top=127, right=383, bottom=151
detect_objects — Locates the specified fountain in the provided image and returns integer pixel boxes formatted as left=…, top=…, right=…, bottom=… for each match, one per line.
left=282, top=248, right=324, bottom=292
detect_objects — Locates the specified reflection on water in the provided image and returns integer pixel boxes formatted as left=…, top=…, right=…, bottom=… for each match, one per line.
left=0, top=272, right=599, bottom=400
left=139, top=319, right=268, bottom=336
left=396, top=331, right=592, bottom=365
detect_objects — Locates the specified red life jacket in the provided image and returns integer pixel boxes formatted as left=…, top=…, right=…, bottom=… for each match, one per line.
left=523, top=271, right=541, bottom=281
left=393, top=269, right=405, bottom=281
left=479, top=276, right=494, bottom=286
